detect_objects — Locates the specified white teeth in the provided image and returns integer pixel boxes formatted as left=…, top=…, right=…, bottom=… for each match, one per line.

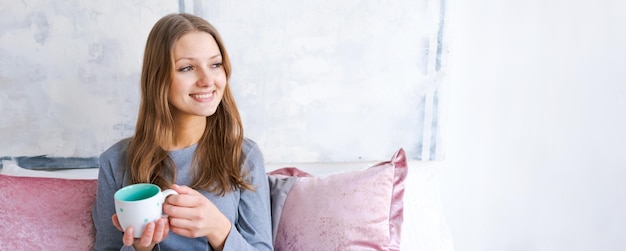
left=191, top=93, right=212, bottom=99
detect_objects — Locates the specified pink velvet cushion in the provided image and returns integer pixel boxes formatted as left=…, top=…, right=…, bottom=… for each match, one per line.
left=0, top=174, right=97, bottom=250
left=268, top=148, right=408, bottom=251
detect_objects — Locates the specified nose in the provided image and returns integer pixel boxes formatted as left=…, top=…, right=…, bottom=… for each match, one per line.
left=197, top=67, right=213, bottom=87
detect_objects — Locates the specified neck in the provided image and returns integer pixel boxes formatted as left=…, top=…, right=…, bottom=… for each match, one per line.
left=165, top=115, right=206, bottom=150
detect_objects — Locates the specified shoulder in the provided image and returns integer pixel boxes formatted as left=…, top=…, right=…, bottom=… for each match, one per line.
left=241, top=138, right=266, bottom=173
left=242, top=138, right=260, bottom=154
left=97, top=138, right=132, bottom=187
left=242, top=138, right=264, bottom=163
left=99, top=138, right=131, bottom=162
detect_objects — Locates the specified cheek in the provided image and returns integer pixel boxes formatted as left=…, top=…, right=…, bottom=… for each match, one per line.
left=169, top=79, right=187, bottom=96
left=167, top=84, right=178, bottom=101
left=216, top=75, right=228, bottom=90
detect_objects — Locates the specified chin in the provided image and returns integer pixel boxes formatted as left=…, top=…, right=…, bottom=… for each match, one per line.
left=202, top=109, right=219, bottom=117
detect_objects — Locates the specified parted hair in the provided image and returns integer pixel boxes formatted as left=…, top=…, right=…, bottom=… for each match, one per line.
left=127, top=13, right=253, bottom=195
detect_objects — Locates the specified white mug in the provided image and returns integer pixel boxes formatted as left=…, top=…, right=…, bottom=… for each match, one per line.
left=114, top=183, right=178, bottom=238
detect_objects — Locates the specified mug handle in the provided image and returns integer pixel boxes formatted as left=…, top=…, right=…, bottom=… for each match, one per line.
left=160, top=189, right=178, bottom=218
left=161, top=189, right=178, bottom=201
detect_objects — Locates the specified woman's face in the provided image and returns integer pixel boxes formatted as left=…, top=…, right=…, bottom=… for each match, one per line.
left=169, top=31, right=226, bottom=121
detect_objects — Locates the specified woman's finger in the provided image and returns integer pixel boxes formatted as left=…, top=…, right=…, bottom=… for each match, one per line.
left=122, top=227, right=135, bottom=246
left=166, top=194, right=208, bottom=210
left=168, top=216, right=209, bottom=238
left=169, top=215, right=196, bottom=229
left=169, top=184, right=200, bottom=196
left=139, top=222, right=156, bottom=247
left=152, top=218, right=168, bottom=243
left=170, top=225, right=194, bottom=238
left=111, top=214, right=123, bottom=232
left=162, top=217, right=170, bottom=240
left=163, top=201, right=201, bottom=218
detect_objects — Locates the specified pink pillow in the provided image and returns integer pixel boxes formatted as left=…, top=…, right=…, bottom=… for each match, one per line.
left=268, top=148, right=408, bottom=251
left=0, top=174, right=97, bottom=250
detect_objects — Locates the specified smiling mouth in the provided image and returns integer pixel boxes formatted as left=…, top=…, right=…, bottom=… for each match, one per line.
left=189, top=90, right=216, bottom=102
left=190, top=93, right=213, bottom=99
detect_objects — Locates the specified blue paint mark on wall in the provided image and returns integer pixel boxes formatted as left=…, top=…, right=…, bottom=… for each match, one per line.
left=0, top=156, right=98, bottom=170
left=429, top=89, right=440, bottom=159
left=436, top=0, right=447, bottom=72
left=178, top=0, right=185, bottom=13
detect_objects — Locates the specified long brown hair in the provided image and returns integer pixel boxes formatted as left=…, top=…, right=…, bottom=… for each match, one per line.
left=127, top=13, right=253, bottom=195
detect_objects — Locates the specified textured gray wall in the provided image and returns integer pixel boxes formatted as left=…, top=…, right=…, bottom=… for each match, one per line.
left=0, top=0, right=446, bottom=163
left=0, top=1, right=176, bottom=157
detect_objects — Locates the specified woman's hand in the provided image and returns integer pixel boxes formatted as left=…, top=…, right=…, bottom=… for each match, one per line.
left=164, top=184, right=232, bottom=250
left=112, top=214, right=170, bottom=250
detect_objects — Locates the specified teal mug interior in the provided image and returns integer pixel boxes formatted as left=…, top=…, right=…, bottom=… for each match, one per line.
left=114, top=183, right=160, bottom=202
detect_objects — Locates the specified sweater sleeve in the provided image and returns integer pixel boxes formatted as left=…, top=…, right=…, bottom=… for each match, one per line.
left=221, top=140, right=274, bottom=251
left=92, top=141, right=128, bottom=251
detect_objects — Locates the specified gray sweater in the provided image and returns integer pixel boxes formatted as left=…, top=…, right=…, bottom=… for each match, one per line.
left=92, top=138, right=273, bottom=251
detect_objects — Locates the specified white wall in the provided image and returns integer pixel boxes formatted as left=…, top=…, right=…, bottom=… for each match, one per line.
left=439, top=0, right=626, bottom=250
left=0, top=1, right=176, bottom=157
left=0, top=0, right=445, bottom=163
left=202, top=0, right=444, bottom=162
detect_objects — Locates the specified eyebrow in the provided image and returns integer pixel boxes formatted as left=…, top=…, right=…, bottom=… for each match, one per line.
left=175, top=54, right=222, bottom=63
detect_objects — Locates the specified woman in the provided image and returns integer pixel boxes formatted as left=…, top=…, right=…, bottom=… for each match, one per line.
left=92, top=13, right=273, bottom=251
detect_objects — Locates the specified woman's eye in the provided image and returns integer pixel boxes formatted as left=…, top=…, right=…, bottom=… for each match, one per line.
left=211, top=62, right=223, bottom=68
left=178, top=65, right=193, bottom=72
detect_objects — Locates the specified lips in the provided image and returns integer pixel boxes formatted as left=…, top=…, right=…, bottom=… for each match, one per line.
left=189, top=91, right=215, bottom=102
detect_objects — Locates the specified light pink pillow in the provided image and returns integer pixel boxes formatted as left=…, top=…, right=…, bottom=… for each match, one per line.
left=267, top=148, right=408, bottom=251
left=0, top=174, right=97, bottom=250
